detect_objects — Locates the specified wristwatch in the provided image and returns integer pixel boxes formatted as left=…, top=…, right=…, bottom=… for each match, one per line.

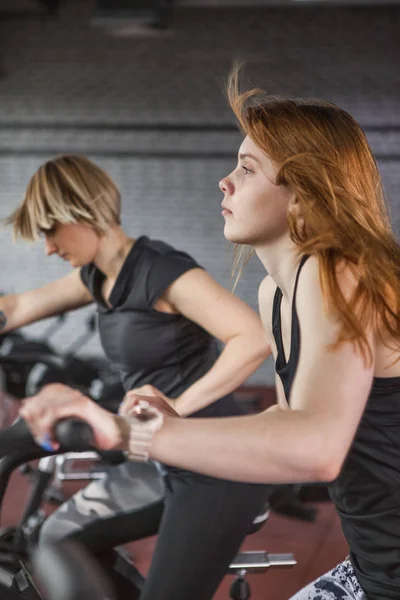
left=124, top=400, right=164, bottom=462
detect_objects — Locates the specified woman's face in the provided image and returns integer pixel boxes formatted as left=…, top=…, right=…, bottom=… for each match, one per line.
left=42, top=222, right=100, bottom=268
left=219, top=136, right=293, bottom=247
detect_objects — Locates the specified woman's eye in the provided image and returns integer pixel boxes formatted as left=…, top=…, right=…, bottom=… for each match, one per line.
left=242, top=166, right=252, bottom=175
left=39, top=225, right=56, bottom=237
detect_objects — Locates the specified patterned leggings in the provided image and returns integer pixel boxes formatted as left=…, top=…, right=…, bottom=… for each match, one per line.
left=39, top=460, right=270, bottom=600
left=290, top=559, right=367, bottom=599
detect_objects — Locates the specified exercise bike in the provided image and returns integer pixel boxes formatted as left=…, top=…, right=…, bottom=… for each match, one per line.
left=0, top=417, right=296, bottom=600
left=0, top=310, right=124, bottom=413
left=33, top=539, right=117, bottom=600
left=0, top=314, right=68, bottom=401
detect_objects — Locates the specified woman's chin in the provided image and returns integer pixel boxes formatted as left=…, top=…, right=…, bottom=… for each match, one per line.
left=70, top=257, right=92, bottom=268
left=223, top=225, right=250, bottom=246
left=68, top=258, right=80, bottom=268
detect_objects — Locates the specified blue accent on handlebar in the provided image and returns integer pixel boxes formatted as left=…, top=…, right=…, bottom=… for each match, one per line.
left=40, top=434, right=55, bottom=452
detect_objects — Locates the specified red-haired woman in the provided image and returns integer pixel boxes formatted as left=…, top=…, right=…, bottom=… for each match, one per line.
left=22, top=71, right=400, bottom=599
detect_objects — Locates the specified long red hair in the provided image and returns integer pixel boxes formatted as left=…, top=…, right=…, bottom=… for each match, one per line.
left=227, top=68, right=400, bottom=364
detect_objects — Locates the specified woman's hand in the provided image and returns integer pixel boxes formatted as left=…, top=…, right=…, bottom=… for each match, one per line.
left=265, top=403, right=288, bottom=413
left=19, top=383, right=122, bottom=451
left=120, top=385, right=180, bottom=419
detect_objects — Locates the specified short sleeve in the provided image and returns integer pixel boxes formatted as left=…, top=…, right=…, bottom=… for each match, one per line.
left=80, top=263, right=97, bottom=295
left=145, top=249, right=203, bottom=306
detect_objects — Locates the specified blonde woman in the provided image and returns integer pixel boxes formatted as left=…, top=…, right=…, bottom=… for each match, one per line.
left=3, top=154, right=271, bottom=600
left=22, top=72, right=400, bottom=600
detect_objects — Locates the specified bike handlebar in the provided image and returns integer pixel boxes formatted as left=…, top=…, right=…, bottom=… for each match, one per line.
left=0, top=417, right=96, bottom=459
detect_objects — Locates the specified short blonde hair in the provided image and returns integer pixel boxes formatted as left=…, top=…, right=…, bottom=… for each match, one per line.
left=6, top=154, right=121, bottom=240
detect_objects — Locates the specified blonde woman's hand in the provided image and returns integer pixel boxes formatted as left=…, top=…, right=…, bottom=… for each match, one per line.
left=120, top=385, right=180, bottom=419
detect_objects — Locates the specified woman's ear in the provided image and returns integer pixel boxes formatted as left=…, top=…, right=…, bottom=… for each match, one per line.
left=287, top=194, right=304, bottom=227
left=288, top=193, right=300, bottom=213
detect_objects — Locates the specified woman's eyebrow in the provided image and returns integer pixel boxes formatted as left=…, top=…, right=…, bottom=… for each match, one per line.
left=238, top=152, right=260, bottom=164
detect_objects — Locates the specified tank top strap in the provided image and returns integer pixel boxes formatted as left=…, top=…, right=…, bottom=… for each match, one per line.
left=289, top=254, right=310, bottom=356
left=272, top=255, right=309, bottom=364
left=291, top=254, right=310, bottom=316
left=272, top=286, right=284, bottom=357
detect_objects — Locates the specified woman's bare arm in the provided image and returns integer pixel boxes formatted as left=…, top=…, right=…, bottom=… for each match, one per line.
left=0, top=270, right=93, bottom=333
left=162, top=268, right=271, bottom=415
left=148, top=258, right=374, bottom=482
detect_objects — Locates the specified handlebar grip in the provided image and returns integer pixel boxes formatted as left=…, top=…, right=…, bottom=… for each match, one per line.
left=54, top=418, right=96, bottom=451
left=0, top=417, right=97, bottom=463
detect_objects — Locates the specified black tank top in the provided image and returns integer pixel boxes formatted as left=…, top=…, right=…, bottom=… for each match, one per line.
left=272, top=255, right=400, bottom=600
left=80, top=236, right=242, bottom=419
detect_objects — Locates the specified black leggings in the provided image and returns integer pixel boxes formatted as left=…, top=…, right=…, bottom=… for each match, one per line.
left=40, top=461, right=270, bottom=600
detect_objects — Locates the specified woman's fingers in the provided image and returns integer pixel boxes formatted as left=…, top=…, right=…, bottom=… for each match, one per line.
left=19, top=384, right=91, bottom=449
left=119, top=393, right=137, bottom=416
left=119, top=383, right=177, bottom=417
left=18, top=383, right=123, bottom=452
left=130, top=393, right=180, bottom=418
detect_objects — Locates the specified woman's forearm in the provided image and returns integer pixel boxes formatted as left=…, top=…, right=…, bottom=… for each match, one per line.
left=174, top=334, right=270, bottom=416
left=148, top=410, right=338, bottom=484
left=0, top=295, right=18, bottom=334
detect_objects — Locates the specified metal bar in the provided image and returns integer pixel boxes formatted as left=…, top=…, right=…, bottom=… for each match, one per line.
left=55, top=452, right=106, bottom=481
left=228, top=551, right=296, bottom=573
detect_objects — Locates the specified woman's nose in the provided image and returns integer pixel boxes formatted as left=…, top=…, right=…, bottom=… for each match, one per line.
left=219, top=176, right=232, bottom=195
left=45, top=237, right=57, bottom=256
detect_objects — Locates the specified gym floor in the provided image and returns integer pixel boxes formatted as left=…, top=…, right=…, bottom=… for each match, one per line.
left=1, top=394, right=349, bottom=600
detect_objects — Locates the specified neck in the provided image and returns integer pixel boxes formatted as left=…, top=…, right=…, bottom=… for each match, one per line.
left=254, top=235, right=301, bottom=300
left=94, top=227, right=135, bottom=280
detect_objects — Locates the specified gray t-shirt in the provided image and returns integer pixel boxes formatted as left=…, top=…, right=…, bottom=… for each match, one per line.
left=80, top=236, right=241, bottom=418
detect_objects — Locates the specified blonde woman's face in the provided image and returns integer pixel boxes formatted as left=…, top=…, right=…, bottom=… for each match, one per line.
left=219, top=136, right=293, bottom=247
left=43, top=222, right=100, bottom=268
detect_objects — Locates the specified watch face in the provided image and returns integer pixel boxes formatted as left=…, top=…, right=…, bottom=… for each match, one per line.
left=133, top=400, right=152, bottom=421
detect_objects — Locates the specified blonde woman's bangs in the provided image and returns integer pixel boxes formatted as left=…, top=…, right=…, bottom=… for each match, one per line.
left=5, top=155, right=121, bottom=241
